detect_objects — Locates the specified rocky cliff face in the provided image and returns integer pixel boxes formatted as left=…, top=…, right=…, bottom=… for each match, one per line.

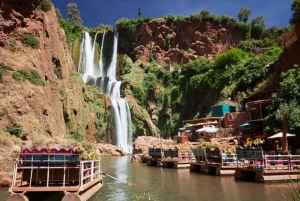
left=0, top=1, right=107, bottom=141
left=119, top=19, right=246, bottom=65
left=274, top=25, right=300, bottom=88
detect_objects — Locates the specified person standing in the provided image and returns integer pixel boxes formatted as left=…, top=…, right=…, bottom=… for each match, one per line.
left=274, top=140, right=280, bottom=154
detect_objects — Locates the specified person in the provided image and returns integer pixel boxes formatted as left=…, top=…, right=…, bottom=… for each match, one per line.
left=274, top=140, right=280, bottom=154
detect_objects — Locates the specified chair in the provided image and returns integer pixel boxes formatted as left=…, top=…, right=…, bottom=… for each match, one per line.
left=266, top=151, right=277, bottom=169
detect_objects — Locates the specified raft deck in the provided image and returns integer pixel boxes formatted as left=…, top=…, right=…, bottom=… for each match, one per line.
left=8, top=148, right=103, bottom=201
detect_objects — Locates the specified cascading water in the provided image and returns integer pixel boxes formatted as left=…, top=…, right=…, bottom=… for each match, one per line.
left=78, top=30, right=133, bottom=153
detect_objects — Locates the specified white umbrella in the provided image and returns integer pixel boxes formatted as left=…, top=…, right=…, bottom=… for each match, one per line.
left=267, top=132, right=296, bottom=139
left=196, top=127, right=218, bottom=133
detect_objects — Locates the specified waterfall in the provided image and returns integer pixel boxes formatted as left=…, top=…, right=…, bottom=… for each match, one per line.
left=78, top=31, right=133, bottom=153
left=98, top=32, right=106, bottom=77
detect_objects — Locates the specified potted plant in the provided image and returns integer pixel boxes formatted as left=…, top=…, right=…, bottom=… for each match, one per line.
left=253, top=138, right=264, bottom=149
left=244, top=138, right=253, bottom=149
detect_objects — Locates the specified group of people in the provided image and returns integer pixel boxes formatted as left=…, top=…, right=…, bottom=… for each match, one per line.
left=273, top=140, right=297, bottom=155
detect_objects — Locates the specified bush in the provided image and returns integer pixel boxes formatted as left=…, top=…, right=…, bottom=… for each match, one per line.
left=131, top=86, right=145, bottom=106
left=30, top=71, right=46, bottom=86
left=237, top=39, right=265, bottom=52
left=94, top=23, right=113, bottom=32
left=175, top=15, right=185, bottom=22
left=0, top=65, right=8, bottom=83
left=165, top=14, right=175, bottom=28
left=21, top=34, right=39, bottom=49
left=235, top=23, right=251, bottom=39
left=214, top=48, right=248, bottom=69
left=72, top=131, right=84, bottom=141
left=40, top=0, right=52, bottom=12
left=179, top=49, right=185, bottom=55
left=12, top=69, right=30, bottom=81
left=12, top=69, right=45, bottom=86
left=235, top=58, right=266, bottom=88
left=54, top=66, right=63, bottom=79
left=202, top=14, right=221, bottom=24
left=221, top=15, right=237, bottom=26
left=6, top=123, right=23, bottom=138
left=182, top=58, right=213, bottom=75
left=10, top=39, right=17, bottom=51
left=143, top=73, right=158, bottom=89
left=59, top=20, right=83, bottom=44
left=187, top=13, right=202, bottom=22
left=116, top=18, right=138, bottom=34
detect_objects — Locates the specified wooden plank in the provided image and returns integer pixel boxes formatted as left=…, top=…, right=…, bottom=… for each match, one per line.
left=80, top=182, right=103, bottom=201
left=80, top=178, right=102, bottom=192
left=11, top=186, right=80, bottom=192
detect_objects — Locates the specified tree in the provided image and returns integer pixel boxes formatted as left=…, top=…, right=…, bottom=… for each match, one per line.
left=290, top=0, right=300, bottom=25
left=138, top=8, right=141, bottom=18
left=265, top=65, right=300, bottom=151
left=200, top=10, right=210, bottom=16
left=237, top=6, right=251, bottom=23
left=67, top=3, right=82, bottom=27
left=40, top=0, right=52, bottom=12
left=55, top=8, right=63, bottom=21
left=251, top=15, right=266, bottom=28
left=213, top=48, right=247, bottom=69
left=275, top=100, right=300, bottom=151
left=251, top=15, right=267, bottom=39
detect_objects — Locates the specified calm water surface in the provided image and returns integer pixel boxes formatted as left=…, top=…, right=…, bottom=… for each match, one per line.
left=1, top=156, right=296, bottom=201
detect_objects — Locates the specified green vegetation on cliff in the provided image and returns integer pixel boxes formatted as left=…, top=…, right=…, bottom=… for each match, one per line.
left=63, top=72, right=111, bottom=142
left=21, top=34, right=39, bottom=49
left=120, top=45, right=282, bottom=137
left=59, top=4, right=291, bottom=138
left=12, top=69, right=45, bottom=86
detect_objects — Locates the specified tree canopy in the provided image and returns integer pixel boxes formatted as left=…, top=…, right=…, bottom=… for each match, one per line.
left=265, top=65, right=300, bottom=151
left=67, top=3, right=83, bottom=27
left=290, top=0, right=300, bottom=25
left=55, top=8, right=63, bottom=21
left=251, top=15, right=267, bottom=39
left=251, top=15, right=266, bottom=28
left=237, top=6, right=251, bottom=23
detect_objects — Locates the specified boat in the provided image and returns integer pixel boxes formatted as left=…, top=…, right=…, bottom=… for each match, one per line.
left=7, top=147, right=103, bottom=201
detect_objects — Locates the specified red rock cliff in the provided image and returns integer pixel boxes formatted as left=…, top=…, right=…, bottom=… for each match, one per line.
left=125, top=19, right=246, bottom=64
left=0, top=1, right=97, bottom=140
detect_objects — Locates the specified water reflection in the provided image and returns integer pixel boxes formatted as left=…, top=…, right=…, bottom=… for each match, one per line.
left=98, top=156, right=294, bottom=201
left=2, top=156, right=296, bottom=201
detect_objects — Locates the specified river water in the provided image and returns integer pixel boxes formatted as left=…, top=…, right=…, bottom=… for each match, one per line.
left=1, top=156, right=296, bottom=201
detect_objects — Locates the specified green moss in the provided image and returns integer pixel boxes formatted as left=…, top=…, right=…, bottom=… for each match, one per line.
left=10, top=39, right=17, bottom=51
left=54, top=66, right=63, bottom=79
left=59, top=89, right=65, bottom=97
left=12, top=69, right=45, bottom=86
left=6, top=123, right=23, bottom=138
left=21, top=34, right=39, bottom=49
left=0, top=65, right=8, bottom=83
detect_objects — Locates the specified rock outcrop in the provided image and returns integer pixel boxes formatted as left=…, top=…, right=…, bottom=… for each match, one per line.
left=119, top=18, right=246, bottom=65
left=0, top=2, right=109, bottom=141
left=273, top=25, right=300, bottom=89
left=0, top=2, right=72, bottom=138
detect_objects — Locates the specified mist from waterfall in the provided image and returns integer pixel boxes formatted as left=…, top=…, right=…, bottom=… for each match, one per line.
left=78, top=31, right=133, bottom=153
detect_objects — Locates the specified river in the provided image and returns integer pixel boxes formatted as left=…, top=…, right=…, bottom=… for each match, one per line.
left=1, top=156, right=296, bottom=201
